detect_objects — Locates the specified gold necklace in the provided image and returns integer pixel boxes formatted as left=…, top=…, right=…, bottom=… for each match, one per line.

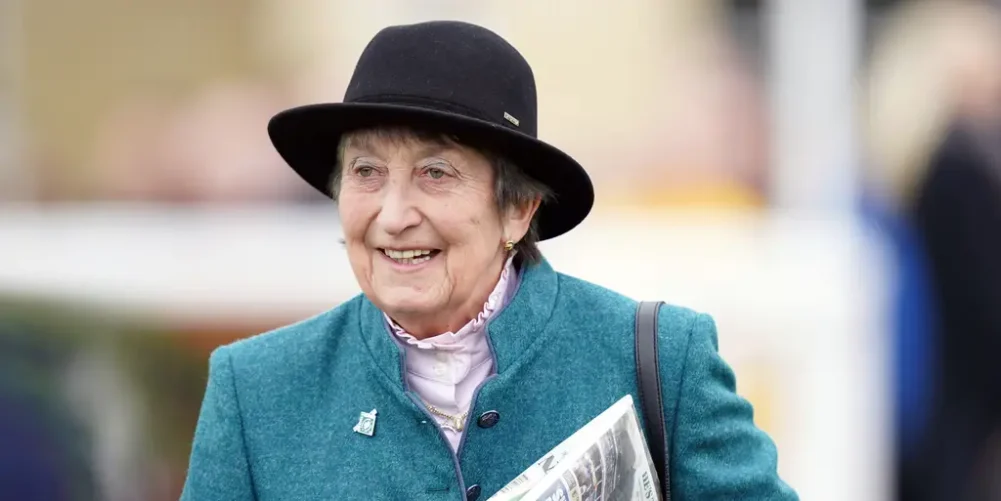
left=425, top=403, right=469, bottom=431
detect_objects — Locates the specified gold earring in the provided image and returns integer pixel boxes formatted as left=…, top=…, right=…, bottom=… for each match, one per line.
left=504, top=240, right=515, bottom=251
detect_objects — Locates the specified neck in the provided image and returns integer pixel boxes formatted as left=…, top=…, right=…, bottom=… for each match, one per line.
left=393, top=256, right=509, bottom=339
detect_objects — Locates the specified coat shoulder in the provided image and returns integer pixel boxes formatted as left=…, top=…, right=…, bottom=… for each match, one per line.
left=553, top=271, right=703, bottom=383
left=215, top=294, right=365, bottom=376
left=554, top=271, right=702, bottom=338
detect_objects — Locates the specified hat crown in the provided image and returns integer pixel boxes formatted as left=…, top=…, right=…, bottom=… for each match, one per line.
left=268, top=20, right=594, bottom=240
left=344, top=21, right=538, bottom=137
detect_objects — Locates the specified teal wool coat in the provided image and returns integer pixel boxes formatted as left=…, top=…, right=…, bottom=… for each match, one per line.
left=181, top=260, right=798, bottom=500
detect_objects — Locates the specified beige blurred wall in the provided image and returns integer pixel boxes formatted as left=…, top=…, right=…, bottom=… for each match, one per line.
left=21, top=0, right=259, bottom=194
left=18, top=0, right=749, bottom=203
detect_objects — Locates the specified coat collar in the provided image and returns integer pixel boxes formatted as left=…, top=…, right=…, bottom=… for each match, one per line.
left=357, top=258, right=559, bottom=386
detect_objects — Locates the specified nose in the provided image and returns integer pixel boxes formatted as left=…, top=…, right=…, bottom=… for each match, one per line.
left=375, top=179, right=421, bottom=236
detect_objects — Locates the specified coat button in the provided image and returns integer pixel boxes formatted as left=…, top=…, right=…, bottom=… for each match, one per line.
left=477, top=410, right=500, bottom=428
left=466, top=484, right=481, bottom=501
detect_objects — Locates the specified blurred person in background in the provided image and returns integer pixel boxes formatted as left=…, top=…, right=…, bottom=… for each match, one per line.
left=865, top=1, right=1001, bottom=499
left=181, top=21, right=797, bottom=500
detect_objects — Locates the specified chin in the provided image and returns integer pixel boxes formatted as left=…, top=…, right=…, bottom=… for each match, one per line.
left=374, top=289, right=443, bottom=318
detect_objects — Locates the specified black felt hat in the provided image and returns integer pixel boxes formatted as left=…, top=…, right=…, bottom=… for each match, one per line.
left=268, top=20, right=594, bottom=240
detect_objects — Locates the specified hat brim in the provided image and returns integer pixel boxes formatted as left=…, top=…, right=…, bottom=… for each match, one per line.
left=268, top=102, right=594, bottom=241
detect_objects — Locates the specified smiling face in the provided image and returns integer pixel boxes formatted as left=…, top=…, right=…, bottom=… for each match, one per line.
left=336, top=128, right=537, bottom=337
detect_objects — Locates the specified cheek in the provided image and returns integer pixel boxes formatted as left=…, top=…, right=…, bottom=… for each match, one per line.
left=337, top=196, right=375, bottom=239
left=429, top=198, right=501, bottom=249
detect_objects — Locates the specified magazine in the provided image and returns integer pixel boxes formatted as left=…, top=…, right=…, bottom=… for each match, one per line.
left=486, top=395, right=660, bottom=501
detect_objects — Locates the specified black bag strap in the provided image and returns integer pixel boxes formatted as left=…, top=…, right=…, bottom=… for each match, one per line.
left=635, top=301, right=671, bottom=501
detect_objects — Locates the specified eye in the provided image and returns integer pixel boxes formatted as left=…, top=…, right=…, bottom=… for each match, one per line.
left=427, top=167, right=447, bottom=180
left=356, top=166, right=375, bottom=178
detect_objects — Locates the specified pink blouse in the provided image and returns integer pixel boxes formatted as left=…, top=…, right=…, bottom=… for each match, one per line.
left=384, top=255, right=519, bottom=451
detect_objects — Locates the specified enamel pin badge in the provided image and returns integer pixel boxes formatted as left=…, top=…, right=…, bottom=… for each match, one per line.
left=353, top=409, right=378, bottom=437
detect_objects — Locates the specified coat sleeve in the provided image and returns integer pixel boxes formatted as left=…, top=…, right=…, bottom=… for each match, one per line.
left=669, top=313, right=798, bottom=500
left=181, top=346, right=256, bottom=501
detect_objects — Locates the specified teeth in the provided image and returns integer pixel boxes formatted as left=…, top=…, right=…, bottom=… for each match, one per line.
left=383, top=249, right=435, bottom=263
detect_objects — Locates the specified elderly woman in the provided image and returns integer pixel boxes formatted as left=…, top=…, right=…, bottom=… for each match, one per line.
left=181, top=21, right=797, bottom=501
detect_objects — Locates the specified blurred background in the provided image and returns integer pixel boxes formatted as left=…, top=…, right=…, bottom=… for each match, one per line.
left=1, top=0, right=1000, bottom=499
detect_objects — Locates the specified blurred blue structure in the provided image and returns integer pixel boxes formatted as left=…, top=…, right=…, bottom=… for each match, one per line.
left=0, top=320, right=95, bottom=501
left=860, top=187, right=937, bottom=455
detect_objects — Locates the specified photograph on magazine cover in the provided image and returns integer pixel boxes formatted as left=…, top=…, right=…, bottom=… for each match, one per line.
left=604, top=413, right=640, bottom=501
left=570, top=445, right=597, bottom=499
left=588, top=443, right=605, bottom=499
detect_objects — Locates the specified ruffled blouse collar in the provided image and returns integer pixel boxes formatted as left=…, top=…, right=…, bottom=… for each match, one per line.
left=384, top=255, right=518, bottom=351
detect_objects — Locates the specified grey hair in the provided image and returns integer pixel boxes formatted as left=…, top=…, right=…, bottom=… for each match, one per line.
left=330, top=127, right=553, bottom=264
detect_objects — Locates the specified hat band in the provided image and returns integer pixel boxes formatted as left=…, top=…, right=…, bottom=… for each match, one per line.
left=350, top=94, right=511, bottom=129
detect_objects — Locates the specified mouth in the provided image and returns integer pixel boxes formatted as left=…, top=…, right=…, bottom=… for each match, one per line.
left=378, top=248, right=442, bottom=267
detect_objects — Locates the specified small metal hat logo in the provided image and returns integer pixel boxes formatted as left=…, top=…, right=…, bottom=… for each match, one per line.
left=503, top=112, right=520, bottom=127
left=353, top=409, right=378, bottom=437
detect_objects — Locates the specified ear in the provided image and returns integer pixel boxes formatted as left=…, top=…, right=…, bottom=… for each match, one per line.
left=501, top=197, right=542, bottom=243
